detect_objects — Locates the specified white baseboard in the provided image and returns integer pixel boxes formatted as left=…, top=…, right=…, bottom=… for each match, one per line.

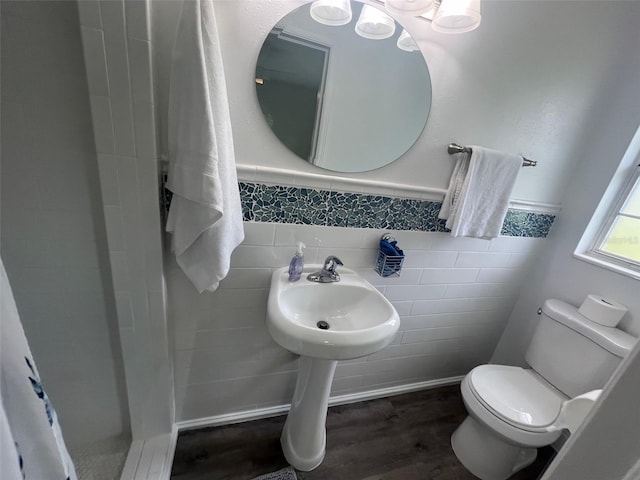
left=176, top=375, right=464, bottom=432
left=120, top=440, right=144, bottom=479
left=119, top=427, right=177, bottom=480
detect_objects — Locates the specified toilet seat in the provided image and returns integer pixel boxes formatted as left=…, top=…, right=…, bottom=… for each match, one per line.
left=461, top=366, right=564, bottom=447
left=468, top=365, right=567, bottom=432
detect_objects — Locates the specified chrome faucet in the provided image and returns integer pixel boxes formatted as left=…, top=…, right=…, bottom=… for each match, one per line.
left=307, top=256, right=344, bottom=283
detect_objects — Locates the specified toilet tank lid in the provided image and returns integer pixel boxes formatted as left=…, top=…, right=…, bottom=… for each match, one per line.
left=543, top=299, right=637, bottom=358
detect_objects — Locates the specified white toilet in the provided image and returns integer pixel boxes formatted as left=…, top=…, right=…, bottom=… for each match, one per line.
left=451, top=299, right=636, bottom=480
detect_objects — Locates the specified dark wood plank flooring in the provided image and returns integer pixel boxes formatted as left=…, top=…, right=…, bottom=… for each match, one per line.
left=171, top=385, right=554, bottom=480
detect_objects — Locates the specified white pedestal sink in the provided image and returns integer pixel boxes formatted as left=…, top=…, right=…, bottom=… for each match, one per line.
left=267, top=265, right=400, bottom=471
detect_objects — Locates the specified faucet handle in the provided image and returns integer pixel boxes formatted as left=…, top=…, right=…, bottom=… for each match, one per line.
left=323, top=256, right=343, bottom=272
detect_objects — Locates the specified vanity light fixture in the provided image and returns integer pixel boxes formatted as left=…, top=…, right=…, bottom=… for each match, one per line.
left=309, top=0, right=353, bottom=26
left=384, top=0, right=434, bottom=17
left=377, top=0, right=481, bottom=34
left=431, top=0, right=481, bottom=33
left=396, top=29, right=420, bottom=51
left=355, top=4, right=396, bottom=40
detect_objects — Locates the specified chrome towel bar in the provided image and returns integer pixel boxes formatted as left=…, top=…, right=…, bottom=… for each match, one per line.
left=448, top=143, right=537, bottom=167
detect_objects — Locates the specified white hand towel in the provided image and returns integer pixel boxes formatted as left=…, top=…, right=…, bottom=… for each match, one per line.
left=438, top=150, right=470, bottom=223
left=438, top=146, right=522, bottom=239
left=166, top=0, right=244, bottom=293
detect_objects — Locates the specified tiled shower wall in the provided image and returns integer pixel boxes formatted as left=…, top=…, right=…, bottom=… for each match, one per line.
left=77, top=0, right=172, bottom=440
left=0, top=0, right=129, bottom=448
left=169, top=221, right=545, bottom=422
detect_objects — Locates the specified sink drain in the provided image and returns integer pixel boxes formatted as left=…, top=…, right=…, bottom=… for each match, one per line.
left=317, top=320, right=330, bottom=330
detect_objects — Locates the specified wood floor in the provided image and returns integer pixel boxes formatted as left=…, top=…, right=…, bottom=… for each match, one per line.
left=171, top=385, right=554, bottom=480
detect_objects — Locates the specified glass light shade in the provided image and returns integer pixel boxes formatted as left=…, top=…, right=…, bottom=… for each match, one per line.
left=355, top=5, right=396, bottom=40
left=385, top=0, right=434, bottom=17
left=397, top=29, right=420, bottom=51
left=432, top=0, right=481, bottom=34
left=309, top=0, right=352, bottom=26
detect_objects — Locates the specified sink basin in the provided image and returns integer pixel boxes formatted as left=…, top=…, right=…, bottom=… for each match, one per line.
left=267, top=265, right=400, bottom=360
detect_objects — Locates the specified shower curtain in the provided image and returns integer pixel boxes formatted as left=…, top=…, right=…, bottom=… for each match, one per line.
left=1, top=257, right=77, bottom=480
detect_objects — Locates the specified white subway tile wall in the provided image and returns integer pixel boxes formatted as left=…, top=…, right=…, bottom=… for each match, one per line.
left=0, top=0, right=127, bottom=447
left=78, top=0, right=171, bottom=440
left=168, top=222, right=545, bottom=422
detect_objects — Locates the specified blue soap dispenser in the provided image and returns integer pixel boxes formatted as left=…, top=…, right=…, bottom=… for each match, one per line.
left=288, top=242, right=306, bottom=282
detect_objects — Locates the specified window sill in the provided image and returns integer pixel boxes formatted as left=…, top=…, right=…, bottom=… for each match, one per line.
left=573, top=251, right=640, bottom=282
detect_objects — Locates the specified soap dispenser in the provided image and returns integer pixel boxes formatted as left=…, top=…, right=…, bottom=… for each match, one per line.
left=288, top=242, right=306, bottom=282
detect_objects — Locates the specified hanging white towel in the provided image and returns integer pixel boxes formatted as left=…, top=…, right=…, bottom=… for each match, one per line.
left=166, top=0, right=245, bottom=293
left=1, top=258, right=77, bottom=480
left=438, top=146, right=522, bottom=239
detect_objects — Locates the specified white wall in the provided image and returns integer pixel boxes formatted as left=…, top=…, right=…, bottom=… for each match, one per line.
left=205, top=0, right=634, bottom=205
left=0, top=0, right=129, bottom=448
left=151, top=0, right=640, bottom=423
left=492, top=8, right=640, bottom=364
left=169, top=223, right=544, bottom=421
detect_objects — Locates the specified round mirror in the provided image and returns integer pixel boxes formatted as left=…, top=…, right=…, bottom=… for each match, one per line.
left=255, top=1, right=432, bottom=173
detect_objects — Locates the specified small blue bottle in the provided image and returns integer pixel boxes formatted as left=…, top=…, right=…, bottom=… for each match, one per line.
left=288, top=242, right=306, bottom=282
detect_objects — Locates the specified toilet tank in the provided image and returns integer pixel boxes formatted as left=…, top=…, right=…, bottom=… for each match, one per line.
left=525, top=299, right=636, bottom=398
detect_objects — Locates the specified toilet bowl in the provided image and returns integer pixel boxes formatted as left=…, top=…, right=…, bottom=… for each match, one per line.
left=452, top=366, right=565, bottom=480
left=451, top=299, right=637, bottom=480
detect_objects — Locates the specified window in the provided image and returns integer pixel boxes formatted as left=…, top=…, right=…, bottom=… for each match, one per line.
left=592, top=166, right=640, bottom=266
left=576, top=126, right=640, bottom=280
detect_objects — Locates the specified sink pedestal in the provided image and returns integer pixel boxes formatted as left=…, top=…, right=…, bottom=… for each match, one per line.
left=268, top=265, right=400, bottom=470
left=281, top=356, right=337, bottom=471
